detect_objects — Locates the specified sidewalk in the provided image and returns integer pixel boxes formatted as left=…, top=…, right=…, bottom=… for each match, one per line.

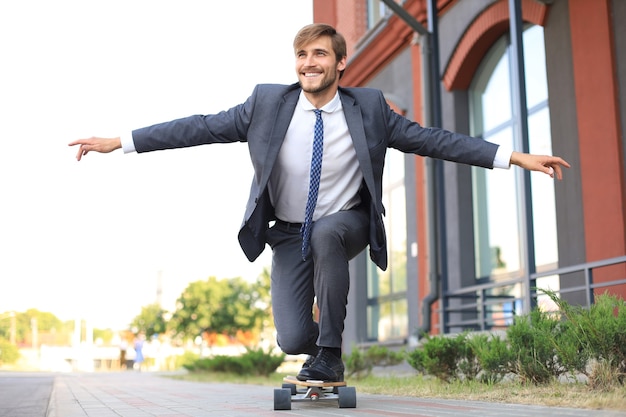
left=47, top=371, right=625, bottom=417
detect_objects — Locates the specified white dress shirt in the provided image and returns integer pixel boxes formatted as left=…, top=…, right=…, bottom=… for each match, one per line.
left=269, top=91, right=363, bottom=223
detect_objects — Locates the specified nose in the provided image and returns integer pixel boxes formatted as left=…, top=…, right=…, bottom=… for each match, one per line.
left=303, top=53, right=316, bottom=67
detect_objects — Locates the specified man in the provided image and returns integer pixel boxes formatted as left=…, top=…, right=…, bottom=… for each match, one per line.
left=69, top=23, right=570, bottom=382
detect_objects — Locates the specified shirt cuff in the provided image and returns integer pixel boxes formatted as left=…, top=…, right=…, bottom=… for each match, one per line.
left=120, top=132, right=136, bottom=154
left=493, top=145, right=513, bottom=169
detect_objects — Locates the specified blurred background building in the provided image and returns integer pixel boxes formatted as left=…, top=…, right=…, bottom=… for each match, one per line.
left=313, top=0, right=626, bottom=348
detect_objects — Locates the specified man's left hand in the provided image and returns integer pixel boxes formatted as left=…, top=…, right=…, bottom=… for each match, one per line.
left=510, top=151, right=571, bottom=180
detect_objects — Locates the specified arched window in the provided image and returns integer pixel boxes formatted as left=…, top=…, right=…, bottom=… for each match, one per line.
left=469, top=25, right=558, bottom=312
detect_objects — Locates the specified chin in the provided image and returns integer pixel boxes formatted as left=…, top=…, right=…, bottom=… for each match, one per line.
left=299, top=79, right=318, bottom=89
left=301, top=83, right=328, bottom=95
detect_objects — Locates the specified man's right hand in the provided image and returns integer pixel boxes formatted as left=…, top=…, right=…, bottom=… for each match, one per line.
left=68, top=137, right=122, bottom=161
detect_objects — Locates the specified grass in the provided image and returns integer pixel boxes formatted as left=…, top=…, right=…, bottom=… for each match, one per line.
left=167, top=371, right=626, bottom=411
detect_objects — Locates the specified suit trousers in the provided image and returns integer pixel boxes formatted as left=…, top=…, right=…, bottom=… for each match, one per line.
left=266, top=205, right=369, bottom=355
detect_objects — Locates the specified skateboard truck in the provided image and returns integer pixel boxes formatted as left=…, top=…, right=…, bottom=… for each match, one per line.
left=274, top=376, right=357, bottom=410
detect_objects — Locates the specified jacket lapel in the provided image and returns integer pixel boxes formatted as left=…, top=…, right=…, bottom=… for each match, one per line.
left=340, top=91, right=376, bottom=201
left=258, top=87, right=300, bottom=190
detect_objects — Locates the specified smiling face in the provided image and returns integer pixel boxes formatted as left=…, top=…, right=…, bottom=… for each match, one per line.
left=295, top=35, right=346, bottom=108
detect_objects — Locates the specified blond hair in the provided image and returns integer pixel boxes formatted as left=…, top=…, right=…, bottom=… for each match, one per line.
left=293, top=23, right=347, bottom=77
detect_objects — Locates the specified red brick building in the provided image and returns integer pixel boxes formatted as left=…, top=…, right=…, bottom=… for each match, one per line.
left=312, top=0, right=626, bottom=347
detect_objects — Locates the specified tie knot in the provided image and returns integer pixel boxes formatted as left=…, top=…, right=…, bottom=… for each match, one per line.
left=314, top=109, right=322, bottom=118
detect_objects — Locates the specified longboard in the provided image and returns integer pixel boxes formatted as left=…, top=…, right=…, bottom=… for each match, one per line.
left=273, top=375, right=356, bottom=410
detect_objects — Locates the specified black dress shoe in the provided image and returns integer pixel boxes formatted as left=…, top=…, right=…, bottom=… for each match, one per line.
left=296, top=348, right=344, bottom=382
left=301, top=346, right=320, bottom=370
left=301, top=354, right=315, bottom=369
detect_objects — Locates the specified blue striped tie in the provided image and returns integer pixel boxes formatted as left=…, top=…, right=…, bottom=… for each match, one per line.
left=301, top=109, right=324, bottom=260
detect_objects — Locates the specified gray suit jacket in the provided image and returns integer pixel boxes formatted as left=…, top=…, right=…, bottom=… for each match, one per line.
left=132, top=83, right=498, bottom=270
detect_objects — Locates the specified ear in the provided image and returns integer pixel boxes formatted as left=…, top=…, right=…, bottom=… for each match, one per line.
left=337, top=56, right=347, bottom=72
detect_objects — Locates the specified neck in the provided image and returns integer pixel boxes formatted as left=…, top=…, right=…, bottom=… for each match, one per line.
left=302, top=85, right=339, bottom=109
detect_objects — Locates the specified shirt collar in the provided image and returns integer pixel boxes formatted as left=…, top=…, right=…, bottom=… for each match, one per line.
left=298, top=90, right=342, bottom=113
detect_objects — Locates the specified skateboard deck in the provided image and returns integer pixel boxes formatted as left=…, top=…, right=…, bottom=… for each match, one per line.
left=273, top=375, right=356, bottom=410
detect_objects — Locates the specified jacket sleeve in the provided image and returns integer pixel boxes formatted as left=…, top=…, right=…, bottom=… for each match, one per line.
left=381, top=92, right=499, bottom=169
left=131, top=87, right=259, bottom=153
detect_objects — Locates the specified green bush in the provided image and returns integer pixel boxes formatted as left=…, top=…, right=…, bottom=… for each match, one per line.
left=344, top=346, right=371, bottom=378
left=344, top=345, right=406, bottom=379
left=542, top=290, right=626, bottom=388
left=407, top=333, right=470, bottom=382
left=0, top=340, right=19, bottom=365
left=406, top=291, right=625, bottom=389
left=365, top=345, right=405, bottom=367
left=468, top=333, right=514, bottom=383
left=177, top=350, right=201, bottom=370
left=184, top=347, right=285, bottom=377
left=505, top=309, right=564, bottom=384
left=240, top=347, right=286, bottom=377
left=456, top=334, right=481, bottom=381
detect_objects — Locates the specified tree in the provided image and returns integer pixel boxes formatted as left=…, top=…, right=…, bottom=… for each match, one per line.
left=130, top=304, right=169, bottom=338
left=168, top=275, right=270, bottom=342
left=0, top=309, right=63, bottom=345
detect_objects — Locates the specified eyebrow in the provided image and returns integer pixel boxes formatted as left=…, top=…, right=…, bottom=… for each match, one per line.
left=297, top=48, right=329, bottom=55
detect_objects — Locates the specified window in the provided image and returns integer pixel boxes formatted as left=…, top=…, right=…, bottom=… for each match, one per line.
left=367, top=0, right=387, bottom=29
left=469, top=25, right=558, bottom=316
left=366, top=150, right=408, bottom=341
left=366, top=0, right=405, bottom=29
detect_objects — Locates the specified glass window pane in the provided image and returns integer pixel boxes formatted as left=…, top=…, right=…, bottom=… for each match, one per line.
left=482, top=57, right=512, bottom=132
left=470, top=38, right=511, bottom=135
left=391, top=299, right=408, bottom=339
left=370, top=299, right=408, bottom=341
left=388, top=176, right=407, bottom=293
left=367, top=0, right=387, bottom=29
left=387, top=148, right=405, bottom=184
left=528, top=108, right=557, bottom=267
left=523, top=25, right=549, bottom=110
left=367, top=262, right=379, bottom=298
left=366, top=138, right=407, bottom=341
left=472, top=128, right=521, bottom=277
left=367, top=304, right=379, bottom=340
left=378, top=301, right=392, bottom=340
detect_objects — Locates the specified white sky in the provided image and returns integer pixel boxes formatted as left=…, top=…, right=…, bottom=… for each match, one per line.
left=0, top=0, right=313, bottom=330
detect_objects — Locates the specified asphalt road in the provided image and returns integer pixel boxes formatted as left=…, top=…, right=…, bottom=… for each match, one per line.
left=0, top=373, right=54, bottom=417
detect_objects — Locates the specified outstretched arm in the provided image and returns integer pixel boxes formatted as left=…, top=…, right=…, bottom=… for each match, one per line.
left=68, top=137, right=122, bottom=161
left=510, top=151, right=571, bottom=180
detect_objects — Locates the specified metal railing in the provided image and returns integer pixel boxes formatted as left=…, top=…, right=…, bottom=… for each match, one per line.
left=437, top=255, right=626, bottom=334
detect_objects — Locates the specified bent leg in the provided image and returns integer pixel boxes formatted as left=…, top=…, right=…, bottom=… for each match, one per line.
left=310, top=206, right=369, bottom=349
left=267, top=223, right=319, bottom=355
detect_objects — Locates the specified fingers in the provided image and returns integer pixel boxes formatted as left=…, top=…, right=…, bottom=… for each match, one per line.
left=67, top=139, right=85, bottom=147
left=75, top=145, right=89, bottom=161
left=68, top=137, right=122, bottom=161
left=69, top=138, right=92, bottom=161
left=543, top=156, right=570, bottom=180
left=551, top=163, right=565, bottom=180
left=511, top=152, right=571, bottom=180
left=69, top=139, right=91, bottom=161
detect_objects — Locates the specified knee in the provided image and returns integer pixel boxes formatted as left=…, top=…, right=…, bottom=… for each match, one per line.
left=277, top=333, right=316, bottom=355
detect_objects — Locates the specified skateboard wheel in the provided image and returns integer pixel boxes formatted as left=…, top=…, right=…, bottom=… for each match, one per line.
left=337, top=386, right=356, bottom=408
left=281, top=382, right=297, bottom=395
left=274, top=388, right=292, bottom=410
